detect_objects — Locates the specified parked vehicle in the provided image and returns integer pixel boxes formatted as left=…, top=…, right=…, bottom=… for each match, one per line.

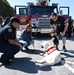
left=15, top=0, right=70, bottom=34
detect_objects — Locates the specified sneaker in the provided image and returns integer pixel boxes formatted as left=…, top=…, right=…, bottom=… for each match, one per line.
left=63, top=46, right=67, bottom=52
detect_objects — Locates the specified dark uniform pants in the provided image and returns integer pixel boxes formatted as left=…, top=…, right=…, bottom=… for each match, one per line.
left=67, top=26, right=72, bottom=37
left=56, top=26, right=67, bottom=37
left=0, top=44, right=20, bottom=62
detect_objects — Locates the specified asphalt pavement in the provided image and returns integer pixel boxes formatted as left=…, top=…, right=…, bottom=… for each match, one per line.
left=0, top=32, right=74, bottom=75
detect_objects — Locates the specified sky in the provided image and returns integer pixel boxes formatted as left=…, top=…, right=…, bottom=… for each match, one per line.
left=7, top=0, right=74, bottom=19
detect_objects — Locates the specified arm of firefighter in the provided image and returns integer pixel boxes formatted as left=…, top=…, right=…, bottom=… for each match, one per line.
left=8, top=39, right=23, bottom=49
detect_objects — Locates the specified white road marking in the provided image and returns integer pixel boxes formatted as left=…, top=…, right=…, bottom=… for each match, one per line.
left=61, top=60, right=74, bottom=74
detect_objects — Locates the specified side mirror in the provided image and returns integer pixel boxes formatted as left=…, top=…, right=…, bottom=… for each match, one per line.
left=60, top=10, right=63, bottom=14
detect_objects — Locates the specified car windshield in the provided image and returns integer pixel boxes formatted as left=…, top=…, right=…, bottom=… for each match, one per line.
left=19, top=8, right=27, bottom=15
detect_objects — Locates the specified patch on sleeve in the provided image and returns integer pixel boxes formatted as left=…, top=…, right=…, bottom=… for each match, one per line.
left=8, top=28, right=12, bottom=32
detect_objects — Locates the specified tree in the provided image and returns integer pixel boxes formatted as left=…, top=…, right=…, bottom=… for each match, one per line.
left=0, top=0, right=14, bottom=18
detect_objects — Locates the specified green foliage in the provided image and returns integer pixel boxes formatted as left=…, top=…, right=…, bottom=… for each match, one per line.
left=0, top=0, right=14, bottom=18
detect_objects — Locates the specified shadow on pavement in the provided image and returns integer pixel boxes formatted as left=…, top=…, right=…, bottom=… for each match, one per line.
left=21, top=49, right=44, bottom=55
left=4, top=57, right=52, bottom=74
left=66, top=36, right=74, bottom=41
left=61, top=51, right=74, bottom=58
left=67, top=50, right=74, bottom=54
left=53, top=61, right=63, bottom=66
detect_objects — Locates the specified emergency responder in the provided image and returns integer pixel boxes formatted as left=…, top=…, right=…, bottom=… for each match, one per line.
left=67, top=16, right=73, bottom=38
left=50, top=12, right=68, bottom=52
left=0, top=17, right=23, bottom=65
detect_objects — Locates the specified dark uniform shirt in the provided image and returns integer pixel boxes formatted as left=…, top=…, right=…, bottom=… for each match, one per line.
left=0, top=23, right=16, bottom=45
left=68, top=18, right=73, bottom=27
left=50, top=15, right=66, bottom=31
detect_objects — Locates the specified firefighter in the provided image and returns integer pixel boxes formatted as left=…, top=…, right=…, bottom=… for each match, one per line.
left=50, top=12, right=68, bottom=52
left=0, top=17, right=23, bottom=65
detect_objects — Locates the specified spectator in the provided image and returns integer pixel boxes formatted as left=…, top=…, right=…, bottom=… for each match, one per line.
left=0, top=17, right=23, bottom=65
left=50, top=12, right=68, bottom=52
left=19, top=23, right=34, bottom=51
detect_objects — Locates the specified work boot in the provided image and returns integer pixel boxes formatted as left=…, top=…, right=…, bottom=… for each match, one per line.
left=62, top=46, right=67, bottom=52
left=0, top=58, right=12, bottom=65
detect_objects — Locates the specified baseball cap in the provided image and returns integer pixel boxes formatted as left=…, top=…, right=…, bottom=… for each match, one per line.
left=10, top=17, right=20, bottom=23
left=51, top=12, right=57, bottom=16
